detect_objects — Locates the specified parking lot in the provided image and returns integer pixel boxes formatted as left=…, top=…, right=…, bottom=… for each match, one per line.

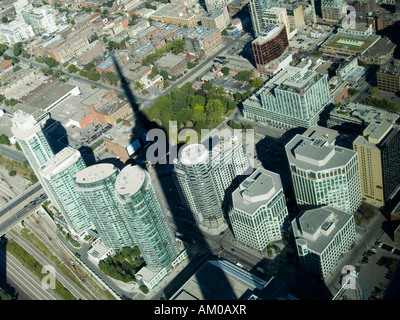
left=340, top=241, right=400, bottom=300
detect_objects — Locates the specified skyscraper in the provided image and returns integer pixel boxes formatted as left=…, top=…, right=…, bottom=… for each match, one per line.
left=229, top=168, right=288, bottom=253
left=75, top=163, right=136, bottom=251
left=173, top=135, right=251, bottom=230
left=249, top=0, right=280, bottom=37
left=11, top=110, right=54, bottom=174
left=292, top=206, right=356, bottom=279
left=115, top=165, right=179, bottom=272
left=11, top=110, right=57, bottom=205
left=243, top=63, right=332, bottom=129
left=353, top=121, right=400, bottom=207
left=251, top=24, right=291, bottom=75
left=285, top=129, right=362, bottom=214
left=40, top=147, right=92, bottom=235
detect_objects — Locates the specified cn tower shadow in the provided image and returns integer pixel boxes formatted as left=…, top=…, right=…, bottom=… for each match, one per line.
left=112, top=55, right=237, bottom=300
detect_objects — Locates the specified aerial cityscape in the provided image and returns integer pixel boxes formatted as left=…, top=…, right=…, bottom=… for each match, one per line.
left=0, top=0, right=400, bottom=305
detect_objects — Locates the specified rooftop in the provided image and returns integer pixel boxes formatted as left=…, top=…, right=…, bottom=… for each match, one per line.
left=74, top=163, right=118, bottom=185
left=361, top=37, right=396, bottom=58
left=292, top=206, right=353, bottom=253
left=179, top=143, right=209, bottom=166
left=40, top=146, right=82, bottom=180
left=232, top=168, right=282, bottom=214
left=115, top=165, right=147, bottom=197
left=171, top=259, right=267, bottom=300
left=155, top=53, right=187, bottom=69
left=285, top=133, right=357, bottom=171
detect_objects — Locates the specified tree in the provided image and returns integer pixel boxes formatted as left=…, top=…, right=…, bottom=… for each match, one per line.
left=8, top=170, right=16, bottom=177
left=172, top=39, right=185, bottom=55
left=0, top=44, right=8, bottom=56
left=103, top=71, right=119, bottom=85
left=142, top=53, right=157, bottom=66
left=45, top=57, right=58, bottom=68
left=108, top=40, right=120, bottom=50
left=68, top=64, right=79, bottom=73
left=235, top=70, right=252, bottom=82
left=0, top=134, right=10, bottom=145
left=192, top=108, right=206, bottom=123
left=89, top=33, right=98, bottom=43
left=251, top=78, right=264, bottom=89
left=13, top=43, right=23, bottom=57
left=368, top=87, right=379, bottom=95
left=86, top=69, right=101, bottom=81
left=149, top=65, right=159, bottom=79
left=190, top=95, right=206, bottom=107
left=1, top=16, right=8, bottom=23
left=221, top=66, right=230, bottom=76
left=84, top=62, right=95, bottom=71
left=30, top=172, right=38, bottom=183
left=159, top=70, right=169, bottom=80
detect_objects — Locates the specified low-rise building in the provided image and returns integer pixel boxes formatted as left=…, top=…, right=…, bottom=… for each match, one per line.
left=201, top=7, right=230, bottom=31
left=360, top=37, right=396, bottom=65
left=95, top=51, right=130, bottom=76
left=150, top=4, right=197, bottom=27
left=377, top=59, right=400, bottom=93
left=84, top=90, right=132, bottom=126
left=155, top=53, right=188, bottom=76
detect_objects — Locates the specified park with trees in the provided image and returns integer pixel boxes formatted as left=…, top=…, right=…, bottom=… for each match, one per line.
left=143, top=81, right=238, bottom=136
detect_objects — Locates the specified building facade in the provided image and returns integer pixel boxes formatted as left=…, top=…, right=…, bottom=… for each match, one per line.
left=40, top=147, right=93, bottom=235
left=353, top=121, right=400, bottom=207
left=173, top=136, right=250, bottom=230
left=285, top=130, right=362, bottom=214
left=252, top=24, right=289, bottom=74
left=243, top=64, right=332, bottom=129
left=201, top=7, right=230, bottom=31
left=115, top=165, right=180, bottom=272
left=11, top=110, right=55, bottom=183
left=321, top=0, right=347, bottom=21
left=248, top=0, right=280, bottom=37
left=377, top=59, right=400, bottom=93
left=75, top=163, right=136, bottom=251
left=0, top=20, right=35, bottom=44
left=229, top=168, right=288, bottom=253
left=292, top=206, right=356, bottom=279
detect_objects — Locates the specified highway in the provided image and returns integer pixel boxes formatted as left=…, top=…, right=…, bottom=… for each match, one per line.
left=0, top=145, right=26, bottom=164
left=0, top=183, right=44, bottom=237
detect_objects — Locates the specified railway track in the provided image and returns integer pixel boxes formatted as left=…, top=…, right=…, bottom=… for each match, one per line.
left=22, top=215, right=108, bottom=300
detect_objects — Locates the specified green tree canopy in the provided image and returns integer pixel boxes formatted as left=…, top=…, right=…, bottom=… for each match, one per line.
left=68, top=64, right=79, bottom=73
left=234, top=70, right=252, bottom=82
left=171, top=39, right=185, bottom=55
left=221, top=66, right=229, bottom=76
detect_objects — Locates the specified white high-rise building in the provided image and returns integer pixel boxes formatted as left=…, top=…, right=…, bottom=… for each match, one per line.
left=11, top=110, right=55, bottom=185
left=243, top=63, right=332, bottom=129
left=75, top=163, right=136, bottom=251
left=173, top=135, right=251, bottom=230
left=0, top=20, right=35, bottom=44
left=229, top=168, right=288, bottom=253
left=40, top=147, right=93, bottom=235
left=285, top=128, right=362, bottom=214
left=115, top=165, right=180, bottom=272
left=291, top=206, right=356, bottom=279
left=14, top=0, right=57, bottom=33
